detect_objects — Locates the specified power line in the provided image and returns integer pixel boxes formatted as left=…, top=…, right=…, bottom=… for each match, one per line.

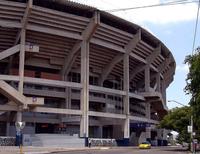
left=192, top=0, right=200, bottom=54
left=105, top=0, right=198, bottom=12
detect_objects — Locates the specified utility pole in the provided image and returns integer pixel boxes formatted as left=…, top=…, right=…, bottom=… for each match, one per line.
left=191, top=115, right=194, bottom=153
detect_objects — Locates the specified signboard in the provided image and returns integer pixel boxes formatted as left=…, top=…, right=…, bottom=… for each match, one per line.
left=15, top=122, right=25, bottom=131
left=32, top=96, right=37, bottom=103
left=187, top=125, right=193, bottom=133
left=130, top=123, right=151, bottom=128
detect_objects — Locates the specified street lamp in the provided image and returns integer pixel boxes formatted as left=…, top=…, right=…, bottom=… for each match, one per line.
left=168, top=100, right=194, bottom=153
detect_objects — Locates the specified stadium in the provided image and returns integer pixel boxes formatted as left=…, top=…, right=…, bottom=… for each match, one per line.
left=0, top=0, right=175, bottom=147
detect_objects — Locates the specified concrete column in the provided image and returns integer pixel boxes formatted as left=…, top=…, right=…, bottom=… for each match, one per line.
left=145, top=127, right=151, bottom=140
left=145, top=102, right=151, bottom=141
left=161, top=80, right=166, bottom=103
left=6, top=122, right=10, bottom=136
left=123, top=53, right=130, bottom=139
left=80, top=41, right=89, bottom=138
left=145, top=65, right=150, bottom=92
left=98, top=125, right=103, bottom=138
left=17, top=28, right=26, bottom=122
left=65, top=87, right=71, bottom=109
left=145, top=102, right=151, bottom=119
left=156, top=73, right=161, bottom=92
left=6, top=112, right=10, bottom=136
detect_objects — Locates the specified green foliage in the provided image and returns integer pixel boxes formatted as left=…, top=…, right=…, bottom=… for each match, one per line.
left=185, top=47, right=200, bottom=138
left=159, top=107, right=191, bottom=143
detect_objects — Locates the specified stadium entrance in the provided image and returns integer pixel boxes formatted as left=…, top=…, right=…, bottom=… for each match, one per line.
left=35, top=123, right=55, bottom=134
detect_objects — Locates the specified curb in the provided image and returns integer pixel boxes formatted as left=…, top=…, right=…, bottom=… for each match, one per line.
left=49, top=147, right=112, bottom=153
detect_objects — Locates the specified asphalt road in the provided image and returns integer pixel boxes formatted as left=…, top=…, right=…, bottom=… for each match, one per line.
left=51, top=146, right=190, bottom=154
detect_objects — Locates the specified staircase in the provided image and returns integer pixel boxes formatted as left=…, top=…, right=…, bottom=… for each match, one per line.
left=31, top=134, right=85, bottom=147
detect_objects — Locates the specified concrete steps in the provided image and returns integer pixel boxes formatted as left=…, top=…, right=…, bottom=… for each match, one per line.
left=31, top=134, right=85, bottom=147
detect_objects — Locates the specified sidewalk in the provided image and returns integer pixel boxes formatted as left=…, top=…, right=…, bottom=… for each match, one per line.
left=0, top=146, right=182, bottom=154
left=0, top=146, right=113, bottom=154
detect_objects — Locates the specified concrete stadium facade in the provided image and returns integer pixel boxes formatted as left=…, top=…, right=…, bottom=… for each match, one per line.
left=0, top=0, right=175, bottom=146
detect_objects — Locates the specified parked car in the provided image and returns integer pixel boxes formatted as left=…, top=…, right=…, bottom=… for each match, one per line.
left=139, top=141, right=151, bottom=149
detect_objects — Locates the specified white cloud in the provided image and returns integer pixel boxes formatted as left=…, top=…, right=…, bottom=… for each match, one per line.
left=71, top=0, right=199, bottom=25
left=176, top=64, right=189, bottom=73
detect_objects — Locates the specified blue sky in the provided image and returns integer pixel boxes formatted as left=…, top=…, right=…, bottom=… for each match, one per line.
left=73, top=0, right=200, bottom=108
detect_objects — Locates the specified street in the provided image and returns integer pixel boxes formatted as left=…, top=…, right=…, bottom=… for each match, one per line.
left=51, top=146, right=190, bottom=154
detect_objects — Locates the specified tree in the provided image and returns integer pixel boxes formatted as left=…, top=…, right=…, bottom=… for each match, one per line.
left=184, top=47, right=200, bottom=140
left=159, top=106, right=191, bottom=143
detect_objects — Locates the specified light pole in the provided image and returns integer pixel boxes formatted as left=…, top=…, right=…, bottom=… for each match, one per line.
left=168, top=100, right=194, bottom=153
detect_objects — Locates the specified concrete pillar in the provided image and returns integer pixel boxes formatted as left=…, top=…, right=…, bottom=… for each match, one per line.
left=145, top=65, right=150, bottom=92
left=98, top=125, right=103, bottom=138
left=156, top=73, right=161, bottom=92
left=63, top=76, right=71, bottom=111
left=80, top=40, right=89, bottom=138
left=161, top=80, right=166, bottom=103
left=65, top=87, right=71, bottom=109
left=123, top=53, right=130, bottom=141
left=145, top=102, right=151, bottom=141
left=145, top=127, right=151, bottom=140
left=145, top=102, right=151, bottom=119
left=6, top=123, right=10, bottom=136
left=6, top=112, right=10, bottom=136
left=17, top=28, right=26, bottom=122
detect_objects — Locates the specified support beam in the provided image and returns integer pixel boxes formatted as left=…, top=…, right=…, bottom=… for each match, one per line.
left=156, top=73, right=161, bottom=92
left=123, top=52, right=130, bottom=138
left=145, top=102, right=151, bottom=119
left=61, top=41, right=81, bottom=78
left=157, top=54, right=172, bottom=73
left=99, top=29, right=141, bottom=85
left=0, top=44, right=39, bottom=61
left=7, top=0, right=33, bottom=76
left=61, top=11, right=100, bottom=77
left=89, top=85, right=126, bottom=96
left=17, top=28, right=26, bottom=123
left=144, top=65, right=150, bottom=92
left=0, top=104, right=18, bottom=112
left=129, top=115, right=159, bottom=124
left=146, top=44, right=161, bottom=64
left=0, top=45, right=20, bottom=61
left=130, top=65, right=145, bottom=81
left=130, top=44, right=161, bottom=81
left=128, top=92, right=145, bottom=101
left=88, top=111, right=126, bottom=119
left=80, top=40, right=89, bottom=138
left=0, top=80, right=27, bottom=106
left=130, top=52, right=147, bottom=64
left=32, top=107, right=82, bottom=115
left=0, top=75, right=82, bottom=89
left=0, top=20, right=21, bottom=28
left=0, top=80, right=43, bottom=106
left=14, top=0, right=33, bottom=45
